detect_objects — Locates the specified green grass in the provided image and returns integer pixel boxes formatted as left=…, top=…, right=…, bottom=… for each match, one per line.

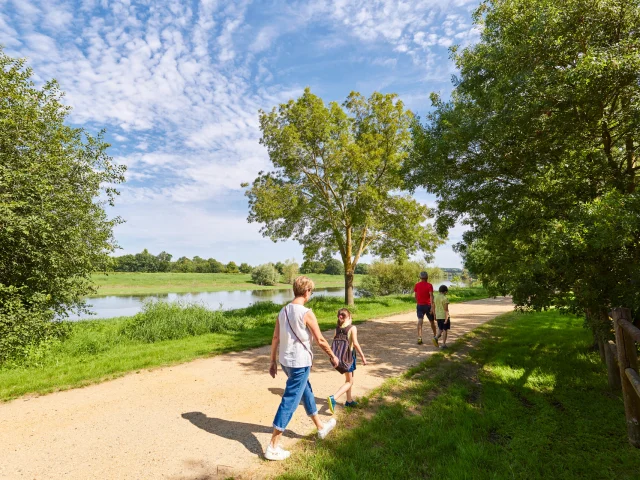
left=273, top=310, right=640, bottom=480
left=90, top=272, right=362, bottom=296
left=0, top=287, right=488, bottom=401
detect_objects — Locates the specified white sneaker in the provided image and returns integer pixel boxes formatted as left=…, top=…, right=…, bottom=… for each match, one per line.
left=264, top=444, right=291, bottom=461
left=318, top=418, right=337, bottom=439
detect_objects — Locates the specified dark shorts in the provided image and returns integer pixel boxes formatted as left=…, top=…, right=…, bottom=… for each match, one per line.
left=437, top=318, right=451, bottom=331
left=348, top=350, right=356, bottom=373
left=417, top=304, right=434, bottom=322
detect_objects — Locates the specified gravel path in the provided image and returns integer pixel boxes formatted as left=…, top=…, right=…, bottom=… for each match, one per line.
left=0, top=297, right=513, bottom=480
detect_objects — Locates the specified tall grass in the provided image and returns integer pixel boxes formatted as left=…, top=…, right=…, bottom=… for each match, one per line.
left=120, top=301, right=263, bottom=342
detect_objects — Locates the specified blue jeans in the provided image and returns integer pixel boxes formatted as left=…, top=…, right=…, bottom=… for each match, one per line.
left=272, top=365, right=318, bottom=432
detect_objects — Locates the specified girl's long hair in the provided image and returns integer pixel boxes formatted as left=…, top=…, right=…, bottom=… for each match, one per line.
left=337, top=308, right=352, bottom=326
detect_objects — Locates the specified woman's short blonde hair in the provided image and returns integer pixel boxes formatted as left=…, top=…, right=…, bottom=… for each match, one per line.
left=293, top=276, right=315, bottom=297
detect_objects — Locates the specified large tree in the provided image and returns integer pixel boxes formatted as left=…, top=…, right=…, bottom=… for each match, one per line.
left=245, top=88, right=441, bottom=304
left=407, top=0, right=640, bottom=325
left=0, top=51, right=126, bottom=362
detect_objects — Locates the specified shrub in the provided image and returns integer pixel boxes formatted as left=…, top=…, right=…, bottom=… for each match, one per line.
left=251, top=263, right=279, bottom=285
left=324, top=258, right=343, bottom=275
left=226, top=261, right=239, bottom=274
left=0, top=286, right=69, bottom=365
left=239, top=263, right=252, bottom=274
left=359, top=261, right=424, bottom=296
left=300, top=260, right=325, bottom=274
left=0, top=51, right=125, bottom=364
left=207, top=259, right=226, bottom=273
left=281, top=260, right=299, bottom=284
left=355, top=263, right=369, bottom=274
left=120, top=301, right=256, bottom=343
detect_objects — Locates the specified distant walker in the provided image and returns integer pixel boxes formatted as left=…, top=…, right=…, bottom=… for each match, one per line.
left=414, top=271, right=437, bottom=347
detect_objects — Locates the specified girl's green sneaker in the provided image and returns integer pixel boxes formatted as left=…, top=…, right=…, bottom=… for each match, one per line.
left=327, top=395, right=337, bottom=414
left=345, top=401, right=358, bottom=408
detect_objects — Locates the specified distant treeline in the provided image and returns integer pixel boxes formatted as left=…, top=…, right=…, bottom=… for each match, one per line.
left=106, top=249, right=370, bottom=275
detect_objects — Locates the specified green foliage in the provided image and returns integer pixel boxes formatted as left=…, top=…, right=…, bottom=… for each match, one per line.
left=0, top=50, right=125, bottom=363
left=281, top=259, right=299, bottom=284
left=120, top=301, right=259, bottom=343
left=354, top=263, right=369, bottom=274
left=406, top=0, right=640, bottom=328
left=109, top=251, right=244, bottom=274
left=225, top=261, right=239, bottom=274
left=300, top=259, right=325, bottom=274
left=359, top=260, right=425, bottom=296
left=172, top=256, right=195, bottom=273
left=323, top=258, right=343, bottom=275
left=246, top=88, right=443, bottom=304
left=111, top=249, right=172, bottom=273
left=251, top=263, right=279, bottom=286
left=274, top=261, right=285, bottom=275
left=0, top=286, right=69, bottom=365
left=205, top=258, right=225, bottom=273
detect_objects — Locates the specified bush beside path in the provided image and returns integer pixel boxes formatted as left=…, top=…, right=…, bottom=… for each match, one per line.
left=0, top=297, right=512, bottom=480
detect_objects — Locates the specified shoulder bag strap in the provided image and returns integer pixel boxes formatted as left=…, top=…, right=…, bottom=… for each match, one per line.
left=284, top=307, right=314, bottom=364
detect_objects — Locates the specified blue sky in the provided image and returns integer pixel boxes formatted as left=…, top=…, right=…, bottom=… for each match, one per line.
left=2, top=0, right=481, bottom=267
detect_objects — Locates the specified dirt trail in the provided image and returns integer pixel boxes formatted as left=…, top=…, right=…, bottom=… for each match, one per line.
left=0, top=297, right=512, bottom=480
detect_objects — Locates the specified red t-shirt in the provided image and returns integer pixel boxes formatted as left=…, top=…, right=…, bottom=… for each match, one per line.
left=414, top=281, right=434, bottom=305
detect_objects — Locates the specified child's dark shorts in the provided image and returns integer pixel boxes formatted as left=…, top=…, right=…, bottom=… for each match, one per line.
left=437, top=318, right=451, bottom=331
left=416, top=304, right=434, bottom=322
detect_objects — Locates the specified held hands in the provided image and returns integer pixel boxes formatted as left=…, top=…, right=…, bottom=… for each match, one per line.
left=269, top=360, right=277, bottom=378
left=330, top=355, right=339, bottom=368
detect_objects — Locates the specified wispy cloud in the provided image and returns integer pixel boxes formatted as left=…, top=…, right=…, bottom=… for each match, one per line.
left=1, top=0, right=479, bottom=266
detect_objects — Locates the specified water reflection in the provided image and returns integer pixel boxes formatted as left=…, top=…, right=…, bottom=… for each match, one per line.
left=70, top=279, right=464, bottom=321
left=69, top=287, right=346, bottom=321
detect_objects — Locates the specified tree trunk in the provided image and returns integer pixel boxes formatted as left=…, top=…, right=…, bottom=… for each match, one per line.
left=344, top=270, right=354, bottom=306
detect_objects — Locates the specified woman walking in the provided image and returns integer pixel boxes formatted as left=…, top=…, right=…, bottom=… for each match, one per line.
left=265, top=276, right=339, bottom=461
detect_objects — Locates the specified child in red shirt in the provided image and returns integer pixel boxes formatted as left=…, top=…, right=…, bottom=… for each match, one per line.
left=413, top=271, right=437, bottom=346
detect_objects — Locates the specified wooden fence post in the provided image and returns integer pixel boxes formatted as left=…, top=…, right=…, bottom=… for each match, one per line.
left=604, top=340, right=621, bottom=391
left=612, top=307, right=640, bottom=448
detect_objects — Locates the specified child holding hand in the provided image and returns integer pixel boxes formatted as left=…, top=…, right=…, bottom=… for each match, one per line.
left=328, top=308, right=367, bottom=412
left=434, top=285, right=451, bottom=349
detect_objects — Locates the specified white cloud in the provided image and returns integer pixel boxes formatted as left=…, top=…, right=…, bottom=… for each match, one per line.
left=250, top=25, right=279, bottom=53
left=1, top=0, right=478, bottom=267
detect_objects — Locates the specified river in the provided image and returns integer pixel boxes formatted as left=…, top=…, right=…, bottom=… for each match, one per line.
left=69, top=287, right=345, bottom=320
left=70, top=280, right=461, bottom=321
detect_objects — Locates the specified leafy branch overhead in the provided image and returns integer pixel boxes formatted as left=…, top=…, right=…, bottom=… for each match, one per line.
left=245, top=88, right=442, bottom=304
left=406, top=0, right=640, bottom=319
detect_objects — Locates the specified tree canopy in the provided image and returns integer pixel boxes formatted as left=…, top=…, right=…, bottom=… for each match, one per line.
left=0, top=50, right=126, bottom=362
left=407, top=0, right=640, bottom=328
left=245, top=88, right=441, bottom=304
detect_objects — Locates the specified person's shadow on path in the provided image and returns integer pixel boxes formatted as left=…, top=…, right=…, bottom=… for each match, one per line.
left=181, top=412, right=305, bottom=457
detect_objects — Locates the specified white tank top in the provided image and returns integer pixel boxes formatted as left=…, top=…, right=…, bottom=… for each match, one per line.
left=278, top=303, right=313, bottom=368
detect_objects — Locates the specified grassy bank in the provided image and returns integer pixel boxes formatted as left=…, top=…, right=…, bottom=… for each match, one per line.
left=272, top=310, right=640, bottom=480
left=0, top=287, right=489, bottom=401
left=90, top=272, right=362, bottom=296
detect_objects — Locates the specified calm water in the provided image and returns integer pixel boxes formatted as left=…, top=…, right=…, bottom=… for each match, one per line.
left=69, top=287, right=346, bottom=321
left=69, top=280, right=462, bottom=321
